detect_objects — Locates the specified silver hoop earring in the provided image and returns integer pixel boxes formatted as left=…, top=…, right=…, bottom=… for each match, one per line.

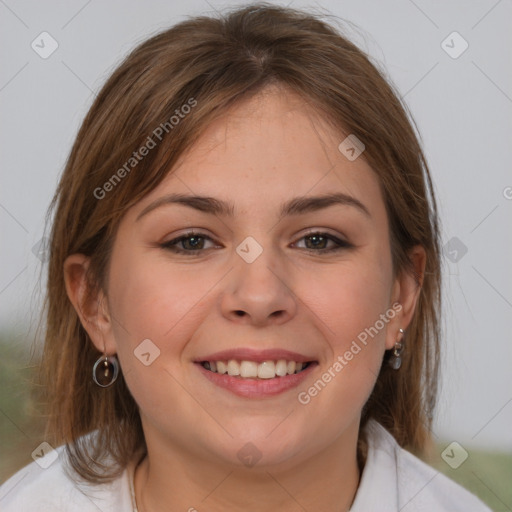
left=389, top=328, right=405, bottom=370
left=92, top=354, right=119, bottom=387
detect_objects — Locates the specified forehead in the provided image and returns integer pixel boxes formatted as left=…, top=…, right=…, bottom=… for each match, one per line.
left=132, top=86, right=385, bottom=221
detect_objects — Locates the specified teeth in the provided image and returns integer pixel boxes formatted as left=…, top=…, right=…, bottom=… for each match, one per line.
left=240, top=361, right=258, bottom=378
left=258, top=361, right=275, bottom=379
left=202, top=359, right=310, bottom=378
left=275, top=359, right=287, bottom=377
left=216, top=361, right=228, bottom=375
left=227, top=359, right=240, bottom=376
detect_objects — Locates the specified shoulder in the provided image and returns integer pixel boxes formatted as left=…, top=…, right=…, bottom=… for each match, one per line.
left=0, top=444, right=133, bottom=512
left=393, top=434, right=491, bottom=511
left=351, top=420, right=492, bottom=512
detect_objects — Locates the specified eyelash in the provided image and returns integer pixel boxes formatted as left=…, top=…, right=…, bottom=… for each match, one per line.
left=160, top=231, right=352, bottom=255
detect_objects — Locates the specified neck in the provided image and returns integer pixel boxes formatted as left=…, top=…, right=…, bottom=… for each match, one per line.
left=134, top=423, right=361, bottom=512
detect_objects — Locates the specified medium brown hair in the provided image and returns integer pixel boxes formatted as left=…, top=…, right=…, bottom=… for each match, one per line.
left=41, top=3, right=441, bottom=482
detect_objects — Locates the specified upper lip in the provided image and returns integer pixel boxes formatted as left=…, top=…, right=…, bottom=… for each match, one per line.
left=194, top=348, right=316, bottom=364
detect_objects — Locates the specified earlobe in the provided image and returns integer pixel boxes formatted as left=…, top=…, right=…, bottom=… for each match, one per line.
left=63, top=254, right=114, bottom=353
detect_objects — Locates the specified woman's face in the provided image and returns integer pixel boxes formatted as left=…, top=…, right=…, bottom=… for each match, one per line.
left=92, top=86, right=409, bottom=469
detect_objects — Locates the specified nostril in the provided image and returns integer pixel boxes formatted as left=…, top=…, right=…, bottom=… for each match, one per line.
left=234, top=310, right=245, bottom=317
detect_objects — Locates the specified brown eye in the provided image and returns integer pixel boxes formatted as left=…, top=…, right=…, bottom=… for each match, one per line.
left=161, top=232, right=216, bottom=254
left=294, top=232, right=352, bottom=253
left=179, top=235, right=206, bottom=250
left=304, top=234, right=329, bottom=250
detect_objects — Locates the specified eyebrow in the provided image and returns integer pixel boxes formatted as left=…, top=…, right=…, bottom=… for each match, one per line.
left=136, top=191, right=371, bottom=222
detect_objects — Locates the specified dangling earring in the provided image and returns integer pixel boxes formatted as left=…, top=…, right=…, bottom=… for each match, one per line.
left=92, top=353, right=119, bottom=387
left=389, top=328, right=405, bottom=370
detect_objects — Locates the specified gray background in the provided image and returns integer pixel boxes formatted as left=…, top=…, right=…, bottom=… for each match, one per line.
left=1, top=0, right=511, bottom=450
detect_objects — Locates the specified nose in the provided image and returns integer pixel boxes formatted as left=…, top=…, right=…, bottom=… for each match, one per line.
left=220, top=248, right=298, bottom=327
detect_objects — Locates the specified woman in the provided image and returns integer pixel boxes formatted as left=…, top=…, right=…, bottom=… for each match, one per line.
left=0, top=4, right=491, bottom=511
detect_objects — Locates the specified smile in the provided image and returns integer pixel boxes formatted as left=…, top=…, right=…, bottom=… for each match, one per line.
left=201, top=359, right=311, bottom=379
left=194, top=348, right=318, bottom=398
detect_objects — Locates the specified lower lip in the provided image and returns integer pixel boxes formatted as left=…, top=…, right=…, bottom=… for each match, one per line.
left=195, top=363, right=317, bottom=399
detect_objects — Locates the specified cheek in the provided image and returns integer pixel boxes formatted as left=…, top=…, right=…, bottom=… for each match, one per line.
left=312, top=254, right=393, bottom=349
left=106, top=253, right=218, bottom=415
left=301, top=250, right=393, bottom=401
left=289, top=259, right=395, bottom=446
left=108, top=249, right=218, bottom=340
left=106, top=250, right=241, bottom=415
left=294, top=283, right=385, bottom=418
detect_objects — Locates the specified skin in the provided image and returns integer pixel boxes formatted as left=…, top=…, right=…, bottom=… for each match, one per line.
left=65, top=85, right=425, bottom=512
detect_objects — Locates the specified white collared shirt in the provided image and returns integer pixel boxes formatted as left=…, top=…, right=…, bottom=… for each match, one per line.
left=0, top=420, right=491, bottom=511
left=350, top=420, right=491, bottom=511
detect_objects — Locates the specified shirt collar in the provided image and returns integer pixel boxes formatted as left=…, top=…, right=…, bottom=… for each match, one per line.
left=349, top=419, right=399, bottom=511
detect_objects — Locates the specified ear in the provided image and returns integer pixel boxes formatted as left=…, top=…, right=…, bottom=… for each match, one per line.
left=63, top=254, right=116, bottom=354
left=385, top=245, right=426, bottom=350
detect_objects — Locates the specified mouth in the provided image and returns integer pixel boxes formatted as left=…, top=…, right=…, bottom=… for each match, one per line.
left=200, top=359, right=313, bottom=379
left=194, top=349, right=318, bottom=398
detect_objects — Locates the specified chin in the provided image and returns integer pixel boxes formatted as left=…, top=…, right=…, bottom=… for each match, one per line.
left=209, top=424, right=309, bottom=469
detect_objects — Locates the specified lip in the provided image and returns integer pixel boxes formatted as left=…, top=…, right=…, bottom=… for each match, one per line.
left=194, top=348, right=314, bottom=364
left=196, top=361, right=318, bottom=399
